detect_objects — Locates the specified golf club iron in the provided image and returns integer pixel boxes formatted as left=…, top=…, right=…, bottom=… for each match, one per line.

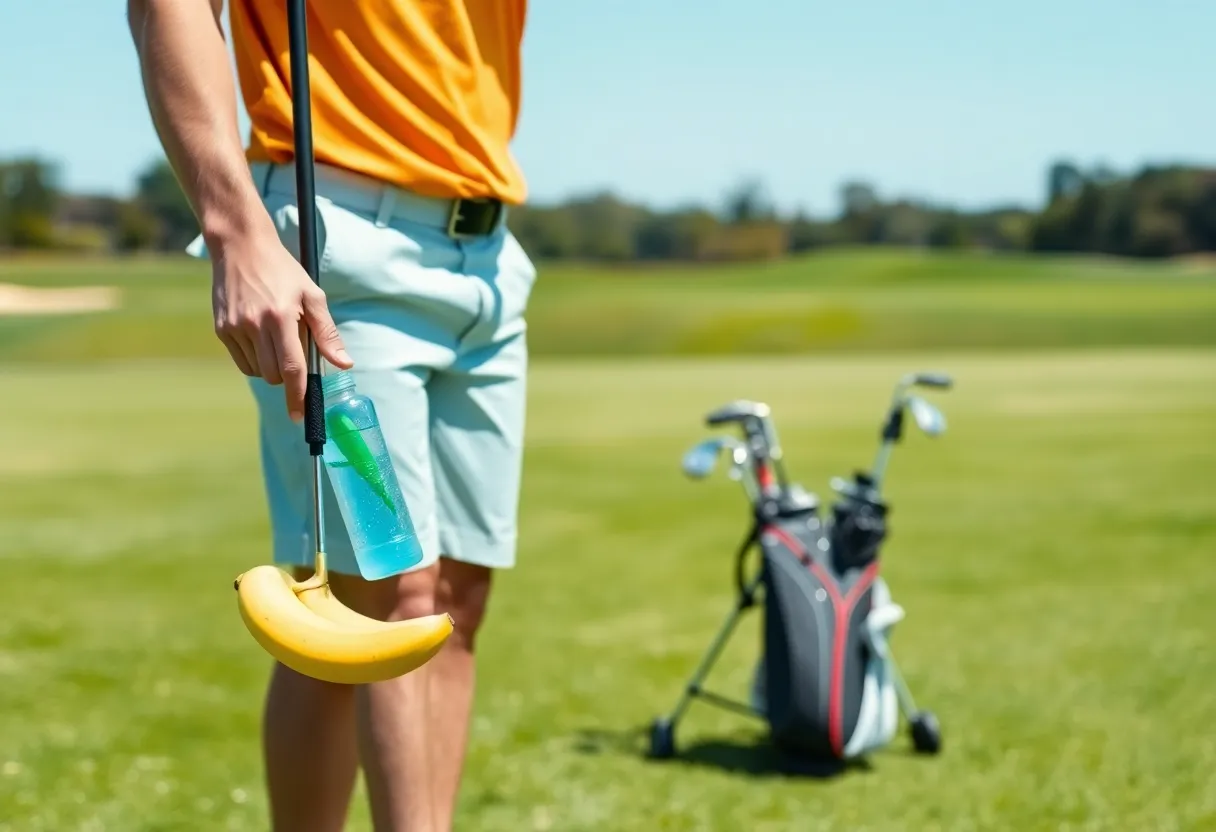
left=703, top=399, right=788, bottom=496
left=287, top=0, right=330, bottom=573
left=682, top=436, right=758, bottom=503
left=906, top=395, right=947, bottom=437
left=868, top=372, right=954, bottom=489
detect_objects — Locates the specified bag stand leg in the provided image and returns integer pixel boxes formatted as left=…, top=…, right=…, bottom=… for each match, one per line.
left=649, top=531, right=764, bottom=760
left=887, top=651, right=943, bottom=755
left=888, top=653, right=919, bottom=721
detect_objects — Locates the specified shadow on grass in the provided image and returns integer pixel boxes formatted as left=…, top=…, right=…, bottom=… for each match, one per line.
left=573, top=726, right=871, bottom=781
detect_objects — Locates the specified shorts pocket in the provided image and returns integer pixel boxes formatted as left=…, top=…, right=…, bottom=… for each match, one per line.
left=181, top=192, right=335, bottom=273
left=262, top=190, right=336, bottom=279
left=499, top=230, right=539, bottom=323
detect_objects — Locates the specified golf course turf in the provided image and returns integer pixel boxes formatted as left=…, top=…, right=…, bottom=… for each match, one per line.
left=1, top=251, right=1213, bottom=830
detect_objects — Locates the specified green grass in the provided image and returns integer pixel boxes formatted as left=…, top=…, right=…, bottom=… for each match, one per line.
left=2, top=248, right=1214, bottom=362
left=2, top=251, right=1216, bottom=829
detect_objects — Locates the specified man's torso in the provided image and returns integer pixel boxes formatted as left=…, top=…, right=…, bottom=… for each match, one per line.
left=229, top=0, right=528, bottom=204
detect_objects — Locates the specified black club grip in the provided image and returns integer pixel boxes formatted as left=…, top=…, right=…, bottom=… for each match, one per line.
left=304, top=372, right=325, bottom=453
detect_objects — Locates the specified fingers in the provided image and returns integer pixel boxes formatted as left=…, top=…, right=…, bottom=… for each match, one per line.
left=301, top=286, right=353, bottom=369
left=255, top=307, right=308, bottom=422
left=214, top=282, right=259, bottom=378
left=215, top=320, right=261, bottom=377
left=276, top=316, right=309, bottom=422
left=235, top=337, right=261, bottom=377
left=216, top=309, right=281, bottom=395
left=256, top=326, right=284, bottom=387
left=212, top=269, right=348, bottom=426
left=221, top=337, right=258, bottom=377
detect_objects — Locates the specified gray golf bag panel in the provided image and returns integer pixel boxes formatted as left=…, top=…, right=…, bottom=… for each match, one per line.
left=754, top=509, right=901, bottom=761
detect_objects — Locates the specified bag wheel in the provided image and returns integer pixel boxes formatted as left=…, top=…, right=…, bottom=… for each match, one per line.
left=648, top=717, right=676, bottom=760
left=910, top=710, right=941, bottom=755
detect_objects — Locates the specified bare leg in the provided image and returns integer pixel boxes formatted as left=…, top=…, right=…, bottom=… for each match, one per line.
left=334, top=564, right=442, bottom=832
left=259, top=559, right=489, bottom=832
left=262, top=569, right=360, bottom=832
left=429, top=559, right=494, bottom=832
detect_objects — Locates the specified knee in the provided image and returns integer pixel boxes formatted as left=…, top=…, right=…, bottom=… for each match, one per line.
left=435, top=559, right=493, bottom=651
left=310, top=560, right=492, bottom=648
left=326, top=564, right=439, bottom=623
left=269, top=657, right=354, bottom=706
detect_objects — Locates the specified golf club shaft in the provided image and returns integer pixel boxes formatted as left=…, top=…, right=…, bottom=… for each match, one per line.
left=288, top=0, right=321, bottom=375
left=738, top=418, right=781, bottom=498
left=870, top=439, right=893, bottom=490
left=872, top=389, right=908, bottom=490
left=286, top=0, right=328, bottom=560
left=762, top=416, right=790, bottom=490
left=731, top=448, right=760, bottom=505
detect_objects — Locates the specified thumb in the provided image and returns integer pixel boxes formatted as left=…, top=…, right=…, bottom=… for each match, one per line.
left=301, top=286, right=353, bottom=369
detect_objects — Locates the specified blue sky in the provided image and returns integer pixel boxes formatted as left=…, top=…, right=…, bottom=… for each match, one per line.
left=4, top=0, right=1213, bottom=216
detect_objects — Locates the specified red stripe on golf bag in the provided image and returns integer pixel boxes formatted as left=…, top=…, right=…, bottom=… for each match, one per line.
left=763, top=524, right=880, bottom=757
left=766, top=524, right=809, bottom=566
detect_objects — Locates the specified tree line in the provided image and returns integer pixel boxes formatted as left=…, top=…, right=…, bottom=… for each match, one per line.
left=2, top=155, right=1214, bottom=261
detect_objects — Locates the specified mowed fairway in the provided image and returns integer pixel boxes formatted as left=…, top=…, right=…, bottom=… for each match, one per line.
left=1, top=253, right=1215, bottom=830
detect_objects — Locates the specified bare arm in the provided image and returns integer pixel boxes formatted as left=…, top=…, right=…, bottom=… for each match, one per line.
left=128, top=0, right=269, bottom=252
left=127, top=0, right=351, bottom=418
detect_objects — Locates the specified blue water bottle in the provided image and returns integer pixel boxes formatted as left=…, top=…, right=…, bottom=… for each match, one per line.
left=320, top=370, right=424, bottom=579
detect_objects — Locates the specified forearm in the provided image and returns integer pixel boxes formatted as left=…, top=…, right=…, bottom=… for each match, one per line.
left=128, top=0, right=272, bottom=249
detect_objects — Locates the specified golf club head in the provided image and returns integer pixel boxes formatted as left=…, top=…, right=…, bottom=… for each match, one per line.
left=894, top=372, right=953, bottom=404
left=704, top=399, right=771, bottom=428
left=681, top=437, right=747, bottom=479
left=907, top=395, right=947, bottom=437
left=682, top=439, right=722, bottom=479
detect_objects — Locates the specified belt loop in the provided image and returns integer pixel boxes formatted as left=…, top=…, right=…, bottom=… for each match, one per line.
left=375, top=188, right=396, bottom=228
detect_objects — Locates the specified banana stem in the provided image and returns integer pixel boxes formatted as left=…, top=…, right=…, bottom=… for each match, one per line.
left=299, top=435, right=330, bottom=593
left=294, top=549, right=329, bottom=593
left=314, top=547, right=328, bottom=586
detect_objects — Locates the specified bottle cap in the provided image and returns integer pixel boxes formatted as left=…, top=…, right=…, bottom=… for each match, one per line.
left=321, top=369, right=357, bottom=398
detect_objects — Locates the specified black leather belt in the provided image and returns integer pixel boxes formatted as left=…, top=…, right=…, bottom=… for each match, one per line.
left=447, top=198, right=505, bottom=238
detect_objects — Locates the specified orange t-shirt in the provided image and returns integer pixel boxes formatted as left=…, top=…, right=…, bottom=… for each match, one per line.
left=228, top=0, right=528, bottom=205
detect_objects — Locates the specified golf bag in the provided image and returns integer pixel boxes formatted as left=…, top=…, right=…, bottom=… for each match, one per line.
left=650, top=381, right=949, bottom=765
left=749, top=488, right=903, bottom=760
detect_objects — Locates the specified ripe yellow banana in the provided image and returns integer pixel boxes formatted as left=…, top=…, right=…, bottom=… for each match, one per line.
left=234, top=564, right=453, bottom=685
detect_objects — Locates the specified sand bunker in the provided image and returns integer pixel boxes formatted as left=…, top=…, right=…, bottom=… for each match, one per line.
left=0, top=283, right=120, bottom=316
